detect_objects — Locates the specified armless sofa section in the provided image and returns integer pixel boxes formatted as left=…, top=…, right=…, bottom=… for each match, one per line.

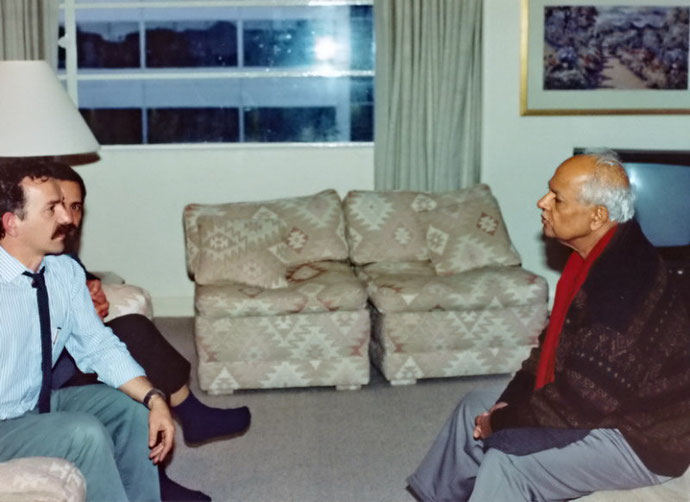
left=183, top=186, right=548, bottom=393
left=343, top=187, right=548, bottom=385
left=184, top=190, right=370, bottom=394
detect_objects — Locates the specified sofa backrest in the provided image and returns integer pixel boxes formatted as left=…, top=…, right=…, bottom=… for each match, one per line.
left=343, top=184, right=520, bottom=267
left=183, top=189, right=349, bottom=277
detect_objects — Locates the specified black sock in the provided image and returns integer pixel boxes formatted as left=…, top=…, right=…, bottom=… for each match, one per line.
left=173, top=392, right=251, bottom=444
left=159, top=465, right=211, bottom=501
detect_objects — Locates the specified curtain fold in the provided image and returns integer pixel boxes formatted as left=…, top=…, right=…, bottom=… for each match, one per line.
left=0, top=0, right=59, bottom=68
left=374, top=0, right=483, bottom=191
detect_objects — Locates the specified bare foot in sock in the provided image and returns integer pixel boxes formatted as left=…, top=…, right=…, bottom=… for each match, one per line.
left=173, top=393, right=251, bottom=444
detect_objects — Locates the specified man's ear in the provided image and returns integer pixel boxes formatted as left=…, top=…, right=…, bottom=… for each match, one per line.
left=590, top=205, right=610, bottom=230
left=1, top=211, right=19, bottom=238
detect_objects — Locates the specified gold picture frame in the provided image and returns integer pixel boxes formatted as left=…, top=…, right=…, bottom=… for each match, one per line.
left=520, top=0, right=690, bottom=115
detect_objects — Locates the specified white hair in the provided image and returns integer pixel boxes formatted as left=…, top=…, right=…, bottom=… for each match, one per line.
left=579, top=148, right=635, bottom=223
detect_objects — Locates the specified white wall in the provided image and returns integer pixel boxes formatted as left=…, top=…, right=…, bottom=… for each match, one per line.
left=481, top=0, right=690, bottom=301
left=79, top=0, right=690, bottom=315
left=77, top=145, right=374, bottom=316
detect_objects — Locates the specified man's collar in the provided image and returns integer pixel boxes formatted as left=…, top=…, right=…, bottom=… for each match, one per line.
left=0, top=245, right=45, bottom=283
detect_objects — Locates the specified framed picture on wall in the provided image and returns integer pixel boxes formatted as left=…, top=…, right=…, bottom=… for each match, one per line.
left=521, top=0, right=690, bottom=115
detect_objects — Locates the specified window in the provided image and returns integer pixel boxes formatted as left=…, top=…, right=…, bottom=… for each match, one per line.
left=58, top=1, right=374, bottom=146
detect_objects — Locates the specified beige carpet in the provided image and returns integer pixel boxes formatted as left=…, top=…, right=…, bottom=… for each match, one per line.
left=155, top=317, right=510, bottom=502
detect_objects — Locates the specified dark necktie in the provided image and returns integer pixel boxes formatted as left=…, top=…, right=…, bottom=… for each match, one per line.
left=23, top=268, right=52, bottom=413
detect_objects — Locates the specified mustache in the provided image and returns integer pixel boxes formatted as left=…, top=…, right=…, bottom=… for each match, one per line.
left=52, top=223, right=77, bottom=239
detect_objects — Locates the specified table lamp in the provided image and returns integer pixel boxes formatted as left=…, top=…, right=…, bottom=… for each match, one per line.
left=0, top=60, right=99, bottom=157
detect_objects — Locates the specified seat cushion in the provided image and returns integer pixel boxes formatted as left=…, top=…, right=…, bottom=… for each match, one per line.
left=196, top=261, right=367, bottom=317
left=358, top=261, right=548, bottom=313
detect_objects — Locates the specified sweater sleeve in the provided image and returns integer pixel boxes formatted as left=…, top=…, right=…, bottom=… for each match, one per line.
left=490, top=322, right=641, bottom=433
left=496, top=329, right=543, bottom=405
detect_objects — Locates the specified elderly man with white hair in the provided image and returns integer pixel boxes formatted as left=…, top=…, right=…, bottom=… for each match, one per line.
left=407, top=151, right=690, bottom=501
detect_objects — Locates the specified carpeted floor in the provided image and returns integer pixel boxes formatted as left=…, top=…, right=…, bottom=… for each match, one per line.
left=155, top=317, right=510, bottom=502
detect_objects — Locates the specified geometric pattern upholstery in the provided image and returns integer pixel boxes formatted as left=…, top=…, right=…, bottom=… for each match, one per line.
left=370, top=305, right=547, bottom=385
left=185, top=192, right=369, bottom=394
left=195, top=310, right=370, bottom=394
left=0, top=457, right=85, bottom=502
left=186, top=185, right=548, bottom=391
left=343, top=186, right=549, bottom=385
left=343, top=184, right=515, bottom=266
left=196, top=261, right=368, bottom=318
left=364, top=262, right=549, bottom=384
left=344, top=190, right=433, bottom=264
left=420, top=199, right=521, bottom=274
left=101, top=283, right=154, bottom=323
left=195, top=216, right=289, bottom=288
left=184, top=189, right=348, bottom=275
left=358, top=262, right=547, bottom=313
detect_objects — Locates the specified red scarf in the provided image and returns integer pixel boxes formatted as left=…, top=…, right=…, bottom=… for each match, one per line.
left=534, top=225, right=618, bottom=390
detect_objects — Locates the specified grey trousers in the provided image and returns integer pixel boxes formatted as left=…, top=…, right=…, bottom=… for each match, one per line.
left=407, top=386, right=670, bottom=502
left=0, top=385, right=160, bottom=502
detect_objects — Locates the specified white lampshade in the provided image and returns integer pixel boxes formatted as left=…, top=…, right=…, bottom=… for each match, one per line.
left=0, top=60, right=100, bottom=157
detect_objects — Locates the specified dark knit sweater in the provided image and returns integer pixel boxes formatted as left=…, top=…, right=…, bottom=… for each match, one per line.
left=490, top=220, right=690, bottom=477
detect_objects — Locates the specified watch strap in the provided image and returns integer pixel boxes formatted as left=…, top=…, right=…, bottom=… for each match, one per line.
left=143, top=388, right=166, bottom=409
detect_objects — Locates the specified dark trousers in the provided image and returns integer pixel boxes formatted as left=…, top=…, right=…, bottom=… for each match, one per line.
left=54, top=314, right=191, bottom=396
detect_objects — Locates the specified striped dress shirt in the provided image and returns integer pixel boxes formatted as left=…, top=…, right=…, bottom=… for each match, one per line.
left=0, top=245, right=144, bottom=420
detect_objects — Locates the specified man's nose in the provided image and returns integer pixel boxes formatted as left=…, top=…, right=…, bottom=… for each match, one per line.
left=537, top=193, right=550, bottom=209
left=58, top=204, right=73, bottom=224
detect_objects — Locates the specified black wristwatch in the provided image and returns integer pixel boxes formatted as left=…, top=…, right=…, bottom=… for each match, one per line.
left=143, top=388, right=167, bottom=409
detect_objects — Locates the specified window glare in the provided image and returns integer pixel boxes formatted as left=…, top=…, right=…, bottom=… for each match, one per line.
left=60, top=2, right=374, bottom=145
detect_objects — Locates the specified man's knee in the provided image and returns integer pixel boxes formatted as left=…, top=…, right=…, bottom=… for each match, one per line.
left=60, top=412, right=115, bottom=452
left=473, top=449, right=538, bottom=501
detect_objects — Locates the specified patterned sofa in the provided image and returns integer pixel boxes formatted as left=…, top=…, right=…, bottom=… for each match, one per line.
left=343, top=185, right=549, bottom=385
left=0, top=457, right=85, bottom=502
left=183, top=190, right=370, bottom=394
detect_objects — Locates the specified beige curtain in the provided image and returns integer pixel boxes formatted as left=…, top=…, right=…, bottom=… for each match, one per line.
left=374, top=0, right=482, bottom=191
left=0, top=0, right=59, bottom=68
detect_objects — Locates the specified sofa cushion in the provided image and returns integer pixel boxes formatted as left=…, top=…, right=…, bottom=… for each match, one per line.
left=102, top=283, right=154, bottom=322
left=196, top=261, right=367, bottom=317
left=419, top=200, right=521, bottom=274
left=0, top=457, right=86, bottom=502
left=358, top=261, right=547, bottom=313
left=343, top=185, right=513, bottom=266
left=184, top=189, right=348, bottom=276
left=343, top=191, right=434, bottom=264
left=196, top=216, right=288, bottom=288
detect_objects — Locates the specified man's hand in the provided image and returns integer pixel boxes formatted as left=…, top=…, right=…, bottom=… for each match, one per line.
left=119, top=377, right=175, bottom=464
left=86, top=279, right=110, bottom=320
left=473, top=401, right=508, bottom=440
left=147, top=396, right=175, bottom=464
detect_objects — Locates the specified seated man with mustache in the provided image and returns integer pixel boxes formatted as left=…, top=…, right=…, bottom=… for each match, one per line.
left=0, top=158, right=174, bottom=502
left=51, top=164, right=251, bottom=502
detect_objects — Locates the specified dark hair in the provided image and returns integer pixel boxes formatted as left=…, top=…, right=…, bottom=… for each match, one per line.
left=51, top=163, right=87, bottom=201
left=0, top=158, right=72, bottom=239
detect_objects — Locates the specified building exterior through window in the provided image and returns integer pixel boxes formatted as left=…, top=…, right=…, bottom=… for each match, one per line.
left=58, top=0, right=374, bottom=145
